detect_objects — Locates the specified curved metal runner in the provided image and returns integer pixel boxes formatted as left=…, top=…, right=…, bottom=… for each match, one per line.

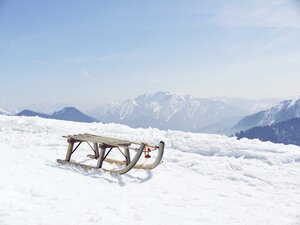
left=57, top=133, right=165, bottom=175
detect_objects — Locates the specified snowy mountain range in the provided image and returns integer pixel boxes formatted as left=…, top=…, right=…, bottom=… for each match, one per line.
left=236, top=117, right=300, bottom=146
left=88, top=91, right=247, bottom=132
left=1, top=92, right=282, bottom=133
left=89, top=91, right=279, bottom=133
left=17, top=107, right=98, bottom=123
left=232, top=97, right=300, bottom=133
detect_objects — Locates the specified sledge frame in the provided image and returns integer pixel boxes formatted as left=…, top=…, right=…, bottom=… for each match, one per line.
left=57, top=133, right=165, bottom=174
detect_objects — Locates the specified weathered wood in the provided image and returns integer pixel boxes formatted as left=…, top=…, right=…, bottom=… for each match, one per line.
left=109, top=143, right=145, bottom=174
left=93, top=142, right=99, bottom=159
left=63, top=134, right=131, bottom=147
left=96, top=145, right=106, bottom=168
left=104, top=141, right=165, bottom=169
left=124, top=147, right=130, bottom=165
left=58, top=133, right=164, bottom=175
left=103, top=158, right=148, bottom=169
left=65, top=139, right=74, bottom=161
left=57, top=144, right=145, bottom=174
left=57, top=159, right=107, bottom=172
left=62, top=133, right=156, bottom=148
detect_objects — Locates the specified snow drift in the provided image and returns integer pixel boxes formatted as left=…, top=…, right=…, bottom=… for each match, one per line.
left=0, top=115, right=299, bottom=225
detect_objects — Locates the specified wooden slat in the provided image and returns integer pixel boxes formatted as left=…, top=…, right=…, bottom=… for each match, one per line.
left=105, top=141, right=164, bottom=169
left=57, top=159, right=136, bottom=173
left=62, top=133, right=156, bottom=148
left=63, top=134, right=131, bottom=147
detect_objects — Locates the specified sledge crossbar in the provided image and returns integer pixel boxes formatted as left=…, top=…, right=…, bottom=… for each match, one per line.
left=57, top=133, right=165, bottom=175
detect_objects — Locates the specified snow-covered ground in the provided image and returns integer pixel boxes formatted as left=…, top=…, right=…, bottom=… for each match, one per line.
left=0, top=115, right=300, bottom=225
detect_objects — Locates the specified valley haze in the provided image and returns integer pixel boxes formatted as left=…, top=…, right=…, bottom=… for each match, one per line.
left=2, top=91, right=283, bottom=134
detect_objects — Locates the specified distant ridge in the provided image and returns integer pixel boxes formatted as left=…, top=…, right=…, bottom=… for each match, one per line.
left=16, top=110, right=49, bottom=118
left=4, top=92, right=282, bottom=133
left=16, top=107, right=98, bottom=123
left=88, top=91, right=247, bottom=132
left=236, top=117, right=300, bottom=146
left=232, top=97, right=300, bottom=133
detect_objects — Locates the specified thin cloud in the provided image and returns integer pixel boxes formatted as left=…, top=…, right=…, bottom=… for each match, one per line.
left=9, top=30, right=52, bottom=50
left=96, top=53, right=132, bottom=61
left=214, top=0, right=300, bottom=28
left=226, top=28, right=300, bottom=59
left=62, top=54, right=97, bottom=63
left=62, top=52, right=160, bottom=64
left=96, top=52, right=161, bottom=62
left=63, top=53, right=132, bottom=64
left=212, top=52, right=300, bottom=77
left=249, top=29, right=300, bottom=56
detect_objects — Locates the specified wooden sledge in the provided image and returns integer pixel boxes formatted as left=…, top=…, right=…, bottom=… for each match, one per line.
left=57, top=133, right=165, bottom=174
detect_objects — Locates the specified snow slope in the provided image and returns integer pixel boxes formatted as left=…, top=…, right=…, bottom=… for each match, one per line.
left=233, top=97, right=300, bottom=133
left=0, top=107, right=11, bottom=115
left=0, top=115, right=300, bottom=225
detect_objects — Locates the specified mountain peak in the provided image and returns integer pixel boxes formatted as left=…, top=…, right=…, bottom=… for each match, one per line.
left=52, top=107, right=80, bottom=116
left=16, top=109, right=49, bottom=118
left=16, top=107, right=98, bottom=123
left=153, top=91, right=174, bottom=97
left=51, top=107, right=98, bottom=122
left=89, top=91, right=246, bottom=132
left=21, top=102, right=69, bottom=114
left=287, top=97, right=300, bottom=109
left=136, top=91, right=176, bottom=101
left=233, top=96, right=300, bottom=133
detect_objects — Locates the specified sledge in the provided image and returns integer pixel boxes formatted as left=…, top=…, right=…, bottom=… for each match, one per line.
left=57, top=133, right=165, bottom=174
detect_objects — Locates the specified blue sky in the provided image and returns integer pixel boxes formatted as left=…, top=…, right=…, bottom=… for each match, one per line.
left=1, top=0, right=300, bottom=110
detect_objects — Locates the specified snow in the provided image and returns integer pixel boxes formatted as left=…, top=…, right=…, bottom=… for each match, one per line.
left=288, top=97, right=300, bottom=109
left=88, top=92, right=246, bottom=132
left=0, top=115, right=300, bottom=225
left=0, top=107, right=11, bottom=115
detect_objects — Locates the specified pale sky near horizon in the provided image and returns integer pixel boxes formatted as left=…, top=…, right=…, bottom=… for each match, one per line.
left=1, top=0, right=300, bottom=110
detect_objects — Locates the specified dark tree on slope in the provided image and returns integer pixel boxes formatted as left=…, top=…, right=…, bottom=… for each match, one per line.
left=236, top=118, right=300, bottom=146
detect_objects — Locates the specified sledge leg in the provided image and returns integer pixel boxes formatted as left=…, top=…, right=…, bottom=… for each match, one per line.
left=105, top=143, right=145, bottom=174
left=93, top=142, right=99, bottom=159
left=96, top=145, right=106, bottom=168
left=124, top=147, right=130, bottom=165
left=65, top=139, right=74, bottom=161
